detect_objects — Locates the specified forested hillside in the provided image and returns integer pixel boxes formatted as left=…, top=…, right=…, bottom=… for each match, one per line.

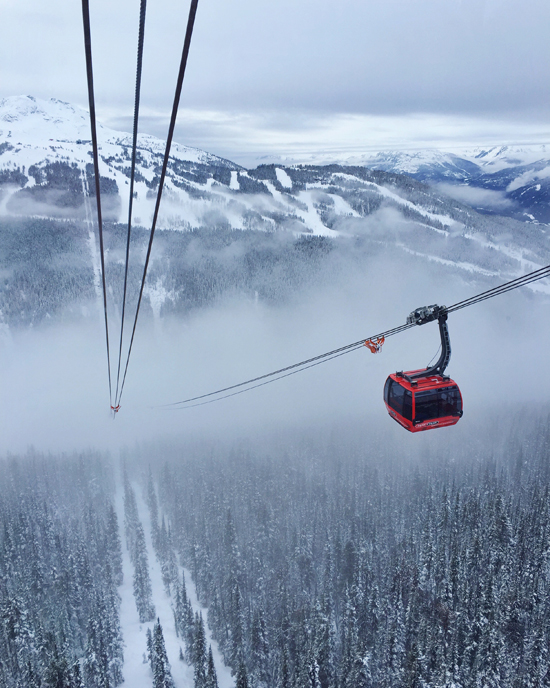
left=2, top=410, right=550, bottom=686
left=1, top=210, right=547, bottom=330
left=0, top=452, right=123, bottom=687
left=141, top=412, right=550, bottom=688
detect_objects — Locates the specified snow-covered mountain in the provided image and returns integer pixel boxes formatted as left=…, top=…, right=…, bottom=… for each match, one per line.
left=0, top=95, right=241, bottom=227
left=258, top=145, right=550, bottom=223
left=0, top=95, right=468, bottom=237
left=0, top=94, right=539, bottom=235
left=1, top=96, right=550, bottom=330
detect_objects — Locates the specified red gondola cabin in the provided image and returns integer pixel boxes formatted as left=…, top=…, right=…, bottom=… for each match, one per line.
left=383, top=304, right=463, bottom=432
left=383, top=371, right=463, bottom=432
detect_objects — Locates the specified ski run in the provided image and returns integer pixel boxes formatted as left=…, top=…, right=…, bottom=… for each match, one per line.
left=116, top=476, right=234, bottom=688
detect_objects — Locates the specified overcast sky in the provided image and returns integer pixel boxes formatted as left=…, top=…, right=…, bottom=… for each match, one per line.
left=1, top=0, right=550, bottom=163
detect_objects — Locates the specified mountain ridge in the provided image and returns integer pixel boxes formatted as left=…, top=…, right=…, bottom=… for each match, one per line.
left=1, top=96, right=550, bottom=331
left=256, top=145, right=550, bottom=223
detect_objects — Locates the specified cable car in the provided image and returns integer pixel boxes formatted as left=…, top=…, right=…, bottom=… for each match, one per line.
left=384, top=305, right=463, bottom=432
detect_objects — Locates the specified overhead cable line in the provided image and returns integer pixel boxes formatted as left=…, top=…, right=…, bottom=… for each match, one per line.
left=447, top=263, right=550, bottom=313
left=81, top=0, right=113, bottom=408
left=163, top=261, right=550, bottom=410
left=116, top=0, right=200, bottom=409
left=162, top=323, right=415, bottom=408
left=166, top=345, right=371, bottom=410
left=113, top=0, right=148, bottom=409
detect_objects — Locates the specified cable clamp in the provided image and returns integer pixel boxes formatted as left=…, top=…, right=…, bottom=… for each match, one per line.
left=111, top=405, right=120, bottom=413
left=406, top=304, right=447, bottom=326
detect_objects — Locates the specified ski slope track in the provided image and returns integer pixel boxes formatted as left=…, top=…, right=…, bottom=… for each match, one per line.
left=116, top=480, right=234, bottom=688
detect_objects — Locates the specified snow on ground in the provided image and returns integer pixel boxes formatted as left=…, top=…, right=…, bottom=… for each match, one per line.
left=116, top=488, right=159, bottom=688
left=397, top=243, right=499, bottom=277
left=229, top=171, right=240, bottom=190
left=116, top=480, right=234, bottom=688
left=275, top=168, right=292, bottom=189
left=263, top=180, right=338, bottom=236
left=335, top=173, right=455, bottom=228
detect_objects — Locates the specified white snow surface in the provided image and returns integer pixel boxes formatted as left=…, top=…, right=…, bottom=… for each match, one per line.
left=0, top=95, right=240, bottom=230
left=275, top=167, right=293, bottom=188
left=229, top=171, right=240, bottom=190
left=116, top=481, right=234, bottom=688
left=0, top=95, right=219, bottom=166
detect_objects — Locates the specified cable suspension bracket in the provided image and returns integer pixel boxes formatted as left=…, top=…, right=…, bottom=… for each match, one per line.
left=401, top=304, right=450, bottom=382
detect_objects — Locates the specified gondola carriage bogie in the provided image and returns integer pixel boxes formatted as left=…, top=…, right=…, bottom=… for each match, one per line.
left=384, top=305, right=463, bottom=432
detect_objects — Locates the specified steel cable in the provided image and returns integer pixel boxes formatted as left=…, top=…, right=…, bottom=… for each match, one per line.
left=81, top=0, right=113, bottom=407
left=447, top=265, right=550, bottom=313
left=117, top=0, right=200, bottom=407
left=166, top=345, right=368, bottom=410
left=162, top=323, right=414, bottom=408
left=114, top=0, right=148, bottom=407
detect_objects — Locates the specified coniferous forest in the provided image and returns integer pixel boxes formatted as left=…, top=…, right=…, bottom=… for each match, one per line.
left=0, top=452, right=123, bottom=687
left=2, top=410, right=550, bottom=686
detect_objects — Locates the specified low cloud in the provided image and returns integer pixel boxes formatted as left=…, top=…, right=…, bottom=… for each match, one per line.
left=436, top=182, right=514, bottom=212
left=105, top=109, right=550, bottom=168
left=506, top=166, right=550, bottom=192
left=1, top=220, right=549, bottom=457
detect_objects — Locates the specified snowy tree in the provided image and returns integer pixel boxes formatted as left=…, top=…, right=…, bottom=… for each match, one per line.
left=149, top=619, right=175, bottom=688
left=236, top=660, right=249, bottom=688
left=193, top=613, right=207, bottom=688
left=206, top=646, right=219, bottom=688
left=133, top=523, right=155, bottom=622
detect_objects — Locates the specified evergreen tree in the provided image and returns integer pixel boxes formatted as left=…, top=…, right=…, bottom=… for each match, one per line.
left=106, top=504, right=123, bottom=587
left=147, top=467, right=160, bottom=552
left=251, top=608, right=269, bottom=687
left=236, top=660, right=249, bottom=688
left=133, top=524, right=155, bottom=622
left=193, top=613, right=207, bottom=688
left=206, top=646, right=219, bottom=688
left=147, top=628, right=154, bottom=665
left=150, top=619, right=175, bottom=688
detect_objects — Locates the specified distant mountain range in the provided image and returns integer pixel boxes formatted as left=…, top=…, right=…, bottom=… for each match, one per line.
left=1, top=96, right=549, bottom=329
left=257, top=145, right=550, bottom=223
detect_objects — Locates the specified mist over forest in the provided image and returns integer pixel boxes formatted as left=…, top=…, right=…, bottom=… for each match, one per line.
left=3, top=407, right=550, bottom=687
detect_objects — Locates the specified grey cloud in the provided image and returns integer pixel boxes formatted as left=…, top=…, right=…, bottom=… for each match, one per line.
left=2, top=0, right=550, bottom=121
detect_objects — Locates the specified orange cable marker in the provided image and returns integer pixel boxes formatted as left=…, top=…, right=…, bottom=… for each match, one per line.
left=364, top=336, right=385, bottom=353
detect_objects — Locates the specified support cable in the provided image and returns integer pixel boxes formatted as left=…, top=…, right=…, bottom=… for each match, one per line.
left=81, top=0, right=113, bottom=407
left=163, top=323, right=414, bottom=408
left=114, top=0, right=148, bottom=407
left=163, top=261, right=550, bottom=410
left=116, top=0, right=199, bottom=408
left=447, top=264, right=550, bottom=313
left=167, top=346, right=368, bottom=410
